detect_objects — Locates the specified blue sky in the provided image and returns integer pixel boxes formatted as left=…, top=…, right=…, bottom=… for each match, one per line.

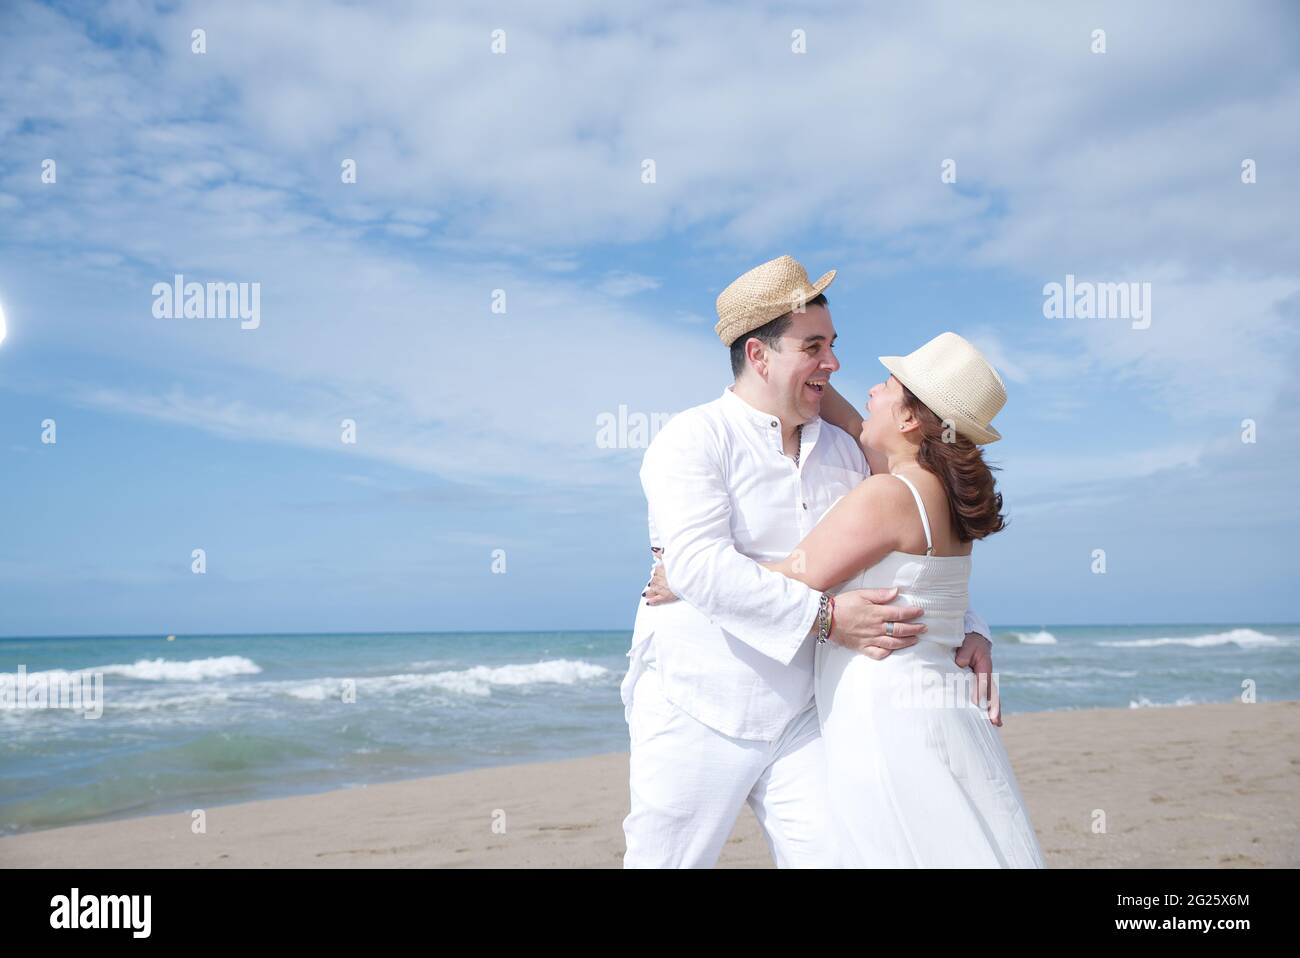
left=1, top=0, right=1298, bottom=637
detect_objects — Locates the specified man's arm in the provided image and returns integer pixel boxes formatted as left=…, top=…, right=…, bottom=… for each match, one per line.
left=640, top=417, right=821, bottom=667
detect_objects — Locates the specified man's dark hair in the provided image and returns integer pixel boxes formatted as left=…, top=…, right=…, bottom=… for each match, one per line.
left=729, top=292, right=828, bottom=379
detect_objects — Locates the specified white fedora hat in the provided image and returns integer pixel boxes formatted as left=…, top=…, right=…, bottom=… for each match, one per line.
left=878, top=332, right=1006, bottom=444
left=715, top=255, right=836, bottom=347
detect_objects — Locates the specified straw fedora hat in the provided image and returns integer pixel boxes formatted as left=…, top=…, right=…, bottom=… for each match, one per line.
left=715, top=255, right=836, bottom=347
left=878, top=332, right=1006, bottom=444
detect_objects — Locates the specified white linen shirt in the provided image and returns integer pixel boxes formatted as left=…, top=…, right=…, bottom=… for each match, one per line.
left=622, top=384, right=990, bottom=742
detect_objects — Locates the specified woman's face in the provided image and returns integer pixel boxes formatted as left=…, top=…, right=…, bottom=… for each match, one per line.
left=860, top=374, right=905, bottom=449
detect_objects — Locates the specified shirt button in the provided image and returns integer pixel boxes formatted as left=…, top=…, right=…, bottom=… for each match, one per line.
left=803, top=502, right=808, bottom=509
left=770, top=420, right=778, bottom=427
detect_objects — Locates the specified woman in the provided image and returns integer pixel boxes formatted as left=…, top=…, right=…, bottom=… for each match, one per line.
left=646, top=332, right=1045, bottom=868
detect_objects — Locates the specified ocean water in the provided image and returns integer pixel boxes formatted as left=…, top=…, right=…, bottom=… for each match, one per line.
left=1, top=624, right=1296, bottom=836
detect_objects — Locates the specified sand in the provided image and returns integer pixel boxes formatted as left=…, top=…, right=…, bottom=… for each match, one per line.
left=2, top=700, right=1296, bottom=868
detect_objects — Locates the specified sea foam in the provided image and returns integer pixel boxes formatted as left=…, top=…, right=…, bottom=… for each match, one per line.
left=1099, top=628, right=1284, bottom=649
left=1006, top=630, right=1058, bottom=645
left=17, top=656, right=262, bottom=683
left=1129, top=695, right=1198, bottom=709
left=278, top=658, right=612, bottom=701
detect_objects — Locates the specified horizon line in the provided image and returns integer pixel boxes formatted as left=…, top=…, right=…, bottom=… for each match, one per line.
left=2, top=621, right=1296, bottom=642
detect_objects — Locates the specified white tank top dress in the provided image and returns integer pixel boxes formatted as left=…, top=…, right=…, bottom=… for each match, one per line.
left=814, top=473, right=1046, bottom=867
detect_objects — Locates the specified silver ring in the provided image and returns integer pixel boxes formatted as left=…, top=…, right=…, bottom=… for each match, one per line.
left=885, top=621, right=894, bottom=637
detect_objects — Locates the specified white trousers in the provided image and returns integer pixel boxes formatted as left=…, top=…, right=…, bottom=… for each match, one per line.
left=622, top=664, right=836, bottom=868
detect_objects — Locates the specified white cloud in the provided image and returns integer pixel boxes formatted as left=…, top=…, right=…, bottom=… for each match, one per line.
left=54, top=247, right=730, bottom=488
left=0, top=0, right=1296, bottom=493
left=596, top=271, right=660, bottom=298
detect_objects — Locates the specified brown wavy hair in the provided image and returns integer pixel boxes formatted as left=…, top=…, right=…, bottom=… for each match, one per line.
left=897, top=383, right=1007, bottom=542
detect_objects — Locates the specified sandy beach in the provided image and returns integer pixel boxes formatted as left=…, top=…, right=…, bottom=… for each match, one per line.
left=2, top=700, right=1296, bottom=868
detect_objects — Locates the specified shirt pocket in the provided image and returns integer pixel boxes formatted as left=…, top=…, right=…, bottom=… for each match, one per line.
left=628, top=666, right=678, bottom=748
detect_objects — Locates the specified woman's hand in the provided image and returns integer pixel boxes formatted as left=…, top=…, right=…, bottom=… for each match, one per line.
left=642, top=548, right=679, bottom=605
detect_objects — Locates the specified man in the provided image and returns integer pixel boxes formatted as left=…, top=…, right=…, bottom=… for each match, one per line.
left=621, top=254, right=995, bottom=868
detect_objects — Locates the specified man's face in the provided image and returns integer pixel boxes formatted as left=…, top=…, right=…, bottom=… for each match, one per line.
left=762, top=303, right=839, bottom=424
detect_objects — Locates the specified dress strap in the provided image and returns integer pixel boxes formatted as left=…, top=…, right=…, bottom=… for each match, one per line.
left=890, top=473, right=933, bottom=556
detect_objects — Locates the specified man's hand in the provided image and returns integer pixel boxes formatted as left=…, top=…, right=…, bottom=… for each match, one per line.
left=955, top=632, right=1000, bottom=726
left=829, top=588, right=925, bottom=659
left=644, top=570, right=931, bottom=667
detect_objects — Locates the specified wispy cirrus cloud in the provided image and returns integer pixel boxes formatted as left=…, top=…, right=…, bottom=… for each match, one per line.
left=2, top=0, right=1296, bottom=467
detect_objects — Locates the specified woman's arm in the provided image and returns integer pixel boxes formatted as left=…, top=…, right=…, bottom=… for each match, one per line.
left=821, top=382, right=887, bottom=475
left=645, top=476, right=912, bottom=605
left=819, top=381, right=863, bottom=436
left=759, top=475, right=909, bottom=591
